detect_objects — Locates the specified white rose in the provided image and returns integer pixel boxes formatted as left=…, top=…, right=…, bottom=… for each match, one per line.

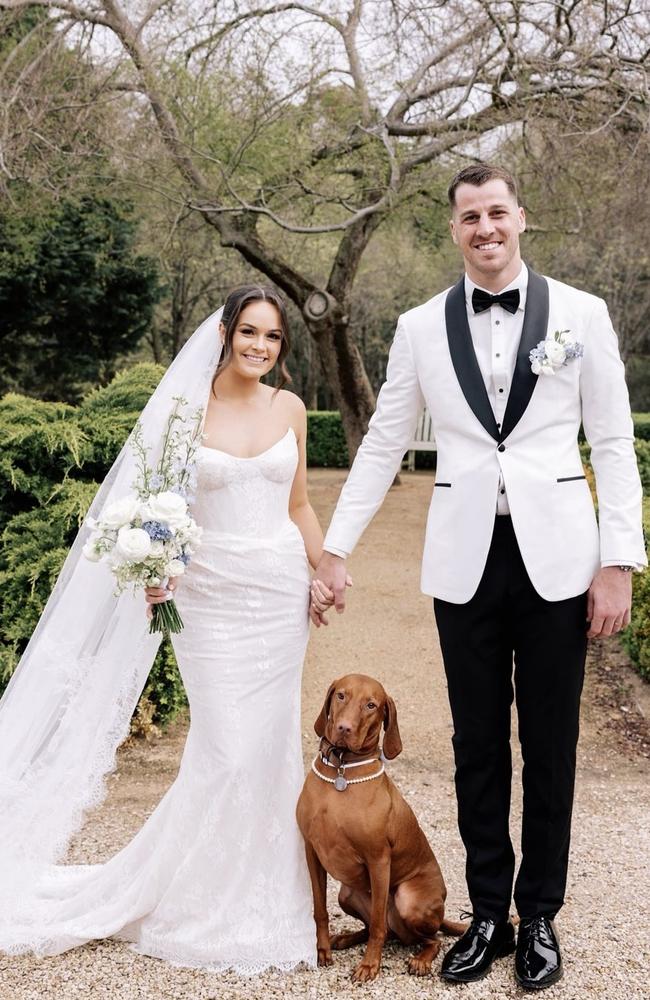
left=82, top=539, right=102, bottom=562
left=100, top=496, right=141, bottom=530
left=165, top=559, right=186, bottom=576
left=149, top=540, right=165, bottom=557
left=178, top=522, right=202, bottom=550
left=544, top=339, right=566, bottom=367
left=141, top=491, right=188, bottom=529
left=116, top=526, right=152, bottom=562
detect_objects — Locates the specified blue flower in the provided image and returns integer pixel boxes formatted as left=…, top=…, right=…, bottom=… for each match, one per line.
left=142, top=520, right=173, bottom=541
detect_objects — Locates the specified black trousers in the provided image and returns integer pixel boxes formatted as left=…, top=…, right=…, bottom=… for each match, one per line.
left=434, top=516, right=587, bottom=921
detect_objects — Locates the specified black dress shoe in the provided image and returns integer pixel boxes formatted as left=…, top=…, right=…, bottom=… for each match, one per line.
left=515, top=916, right=563, bottom=991
left=440, top=916, right=515, bottom=983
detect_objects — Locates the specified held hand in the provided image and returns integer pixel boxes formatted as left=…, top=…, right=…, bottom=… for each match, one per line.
left=309, top=574, right=353, bottom=627
left=309, top=553, right=351, bottom=627
left=586, top=567, right=632, bottom=638
left=144, top=578, right=178, bottom=620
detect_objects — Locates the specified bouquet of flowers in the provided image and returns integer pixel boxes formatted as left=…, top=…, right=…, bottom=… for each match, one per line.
left=83, top=397, right=204, bottom=636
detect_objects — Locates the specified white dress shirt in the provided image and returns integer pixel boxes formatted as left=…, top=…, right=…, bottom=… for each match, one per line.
left=464, top=263, right=529, bottom=515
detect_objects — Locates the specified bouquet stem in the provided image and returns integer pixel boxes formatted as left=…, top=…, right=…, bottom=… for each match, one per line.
left=149, top=598, right=184, bottom=636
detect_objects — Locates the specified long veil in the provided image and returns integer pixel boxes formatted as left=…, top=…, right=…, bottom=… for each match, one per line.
left=0, top=308, right=223, bottom=893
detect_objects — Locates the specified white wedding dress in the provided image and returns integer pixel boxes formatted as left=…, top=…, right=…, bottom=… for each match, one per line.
left=0, top=427, right=317, bottom=975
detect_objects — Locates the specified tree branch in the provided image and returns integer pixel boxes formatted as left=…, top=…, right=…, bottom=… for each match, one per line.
left=0, top=0, right=111, bottom=27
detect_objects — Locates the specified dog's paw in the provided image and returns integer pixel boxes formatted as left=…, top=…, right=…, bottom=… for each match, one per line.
left=407, top=954, right=432, bottom=977
left=317, top=947, right=333, bottom=967
left=351, top=958, right=381, bottom=982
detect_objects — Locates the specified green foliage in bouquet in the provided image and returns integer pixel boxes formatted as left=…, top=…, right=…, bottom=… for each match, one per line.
left=0, top=364, right=189, bottom=729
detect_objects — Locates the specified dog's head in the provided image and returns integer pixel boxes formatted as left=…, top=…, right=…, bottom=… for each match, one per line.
left=314, top=674, right=402, bottom=759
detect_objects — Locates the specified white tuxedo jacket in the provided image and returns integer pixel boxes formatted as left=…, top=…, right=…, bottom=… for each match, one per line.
left=324, top=269, right=646, bottom=603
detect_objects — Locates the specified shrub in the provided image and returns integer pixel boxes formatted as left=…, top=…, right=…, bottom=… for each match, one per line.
left=306, top=410, right=349, bottom=467
left=622, top=499, right=650, bottom=681
left=579, top=439, right=648, bottom=683
left=0, top=363, right=187, bottom=730
left=634, top=440, right=650, bottom=493
left=633, top=413, right=650, bottom=442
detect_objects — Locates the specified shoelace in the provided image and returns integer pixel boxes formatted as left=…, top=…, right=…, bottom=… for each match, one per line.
left=519, top=916, right=555, bottom=944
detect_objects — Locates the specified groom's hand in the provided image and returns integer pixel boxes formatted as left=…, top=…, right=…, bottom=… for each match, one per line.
left=586, top=566, right=632, bottom=638
left=310, top=552, right=349, bottom=627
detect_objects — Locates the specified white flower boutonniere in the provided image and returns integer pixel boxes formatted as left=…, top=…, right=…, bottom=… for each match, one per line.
left=529, top=329, right=584, bottom=376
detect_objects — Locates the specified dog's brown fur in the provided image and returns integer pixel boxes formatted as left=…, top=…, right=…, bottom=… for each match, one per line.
left=296, top=674, right=465, bottom=982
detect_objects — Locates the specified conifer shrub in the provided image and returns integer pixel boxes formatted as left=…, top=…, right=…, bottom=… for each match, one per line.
left=0, top=364, right=188, bottom=730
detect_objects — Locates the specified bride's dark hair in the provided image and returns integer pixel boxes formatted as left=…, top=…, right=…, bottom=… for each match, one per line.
left=212, top=284, right=292, bottom=395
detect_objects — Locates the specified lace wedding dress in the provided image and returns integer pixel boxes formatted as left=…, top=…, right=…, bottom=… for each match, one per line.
left=0, top=427, right=316, bottom=975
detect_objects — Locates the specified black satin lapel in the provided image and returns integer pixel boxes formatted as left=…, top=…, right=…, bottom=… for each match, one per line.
left=500, top=269, right=549, bottom=441
left=445, top=277, right=500, bottom=441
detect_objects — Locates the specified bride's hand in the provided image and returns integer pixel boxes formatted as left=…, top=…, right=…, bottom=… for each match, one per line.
left=309, top=574, right=352, bottom=626
left=144, top=578, right=178, bottom=605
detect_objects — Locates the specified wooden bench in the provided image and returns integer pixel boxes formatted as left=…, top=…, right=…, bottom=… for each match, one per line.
left=404, top=409, right=436, bottom=471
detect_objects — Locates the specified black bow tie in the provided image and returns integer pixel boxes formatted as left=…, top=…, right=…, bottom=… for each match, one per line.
left=472, top=287, right=520, bottom=315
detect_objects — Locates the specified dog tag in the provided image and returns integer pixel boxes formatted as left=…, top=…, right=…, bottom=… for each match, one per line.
left=334, top=772, right=348, bottom=792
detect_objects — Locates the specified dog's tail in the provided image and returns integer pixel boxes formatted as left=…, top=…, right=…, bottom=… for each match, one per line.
left=441, top=918, right=468, bottom=937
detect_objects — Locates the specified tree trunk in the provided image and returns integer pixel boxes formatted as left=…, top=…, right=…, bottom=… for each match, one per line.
left=306, top=311, right=376, bottom=459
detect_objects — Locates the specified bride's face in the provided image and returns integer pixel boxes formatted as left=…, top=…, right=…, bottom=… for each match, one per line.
left=221, top=301, right=283, bottom=381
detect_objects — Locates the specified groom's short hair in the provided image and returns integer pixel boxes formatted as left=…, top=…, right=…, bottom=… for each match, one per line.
left=448, top=164, right=519, bottom=207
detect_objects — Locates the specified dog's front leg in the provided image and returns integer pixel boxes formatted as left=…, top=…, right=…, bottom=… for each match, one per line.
left=351, top=851, right=391, bottom=983
left=304, top=841, right=332, bottom=966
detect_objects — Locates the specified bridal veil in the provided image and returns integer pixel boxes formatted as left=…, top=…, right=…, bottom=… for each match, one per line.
left=0, top=308, right=223, bottom=901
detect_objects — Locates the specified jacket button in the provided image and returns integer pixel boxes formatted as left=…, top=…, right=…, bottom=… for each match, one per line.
left=498, top=444, right=506, bottom=452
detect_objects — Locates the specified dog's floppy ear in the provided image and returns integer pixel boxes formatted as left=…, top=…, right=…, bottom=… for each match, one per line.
left=382, top=696, right=402, bottom=759
left=314, top=681, right=337, bottom=737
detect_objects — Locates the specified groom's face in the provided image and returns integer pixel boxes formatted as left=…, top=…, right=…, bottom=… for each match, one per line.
left=449, top=179, right=526, bottom=288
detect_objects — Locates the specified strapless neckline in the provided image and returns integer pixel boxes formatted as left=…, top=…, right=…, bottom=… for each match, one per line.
left=199, top=426, right=295, bottom=461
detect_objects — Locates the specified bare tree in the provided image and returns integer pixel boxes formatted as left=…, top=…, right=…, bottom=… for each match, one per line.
left=1, top=1, right=648, bottom=455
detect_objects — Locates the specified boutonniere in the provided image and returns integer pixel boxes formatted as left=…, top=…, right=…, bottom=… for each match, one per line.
left=529, top=329, right=584, bottom=376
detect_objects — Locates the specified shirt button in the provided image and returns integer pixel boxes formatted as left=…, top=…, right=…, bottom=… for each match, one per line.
left=498, top=388, right=504, bottom=393
left=498, top=444, right=506, bottom=452
left=495, top=320, right=501, bottom=326
left=500, top=488, right=505, bottom=494
left=495, top=353, right=501, bottom=358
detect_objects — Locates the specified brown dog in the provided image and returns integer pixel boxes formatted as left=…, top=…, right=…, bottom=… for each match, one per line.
left=296, top=673, right=465, bottom=982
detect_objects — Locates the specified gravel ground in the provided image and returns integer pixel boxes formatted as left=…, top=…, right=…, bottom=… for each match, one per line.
left=1, top=469, right=648, bottom=1000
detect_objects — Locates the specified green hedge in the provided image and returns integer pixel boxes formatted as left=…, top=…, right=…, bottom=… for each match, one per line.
left=581, top=435, right=649, bottom=682
left=633, top=413, right=650, bottom=442
left=306, top=410, right=349, bottom=467
left=623, top=498, right=650, bottom=681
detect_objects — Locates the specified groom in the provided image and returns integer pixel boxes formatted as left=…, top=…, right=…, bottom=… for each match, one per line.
left=311, top=164, right=646, bottom=990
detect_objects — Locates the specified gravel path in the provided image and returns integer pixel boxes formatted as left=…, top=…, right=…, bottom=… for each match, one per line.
left=2, top=469, right=648, bottom=1000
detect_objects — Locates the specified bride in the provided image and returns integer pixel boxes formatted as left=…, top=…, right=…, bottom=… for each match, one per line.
left=0, top=284, right=324, bottom=974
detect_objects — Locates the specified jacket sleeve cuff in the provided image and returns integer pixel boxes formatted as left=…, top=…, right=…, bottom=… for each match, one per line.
left=322, top=545, right=350, bottom=559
